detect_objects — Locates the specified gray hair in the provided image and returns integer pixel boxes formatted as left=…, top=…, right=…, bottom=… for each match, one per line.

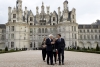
left=48, top=34, right=53, bottom=37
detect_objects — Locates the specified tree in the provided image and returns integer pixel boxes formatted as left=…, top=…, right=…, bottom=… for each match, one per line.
left=96, top=44, right=99, bottom=51
left=5, top=46, right=8, bottom=51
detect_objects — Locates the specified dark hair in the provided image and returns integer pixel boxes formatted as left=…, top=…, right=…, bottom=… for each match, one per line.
left=43, top=38, right=46, bottom=42
left=57, top=34, right=61, bottom=37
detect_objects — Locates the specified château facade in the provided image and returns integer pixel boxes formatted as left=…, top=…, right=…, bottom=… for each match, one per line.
left=0, top=0, right=100, bottom=49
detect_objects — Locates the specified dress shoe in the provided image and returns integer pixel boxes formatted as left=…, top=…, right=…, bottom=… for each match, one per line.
left=59, top=63, right=61, bottom=65
left=51, top=63, right=54, bottom=65
left=47, top=63, right=49, bottom=65
left=62, top=63, right=64, bottom=65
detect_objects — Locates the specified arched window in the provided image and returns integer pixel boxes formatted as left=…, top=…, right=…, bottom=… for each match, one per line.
left=38, top=28, right=41, bottom=33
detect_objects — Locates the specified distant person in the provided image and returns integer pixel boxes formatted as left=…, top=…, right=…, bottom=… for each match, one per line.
left=46, top=34, right=54, bottom=65
left=55, top=34, right=65, bottom=65
left=41, top=38, right=47, bottom=62
left=52, top=38, right=57, bottom=64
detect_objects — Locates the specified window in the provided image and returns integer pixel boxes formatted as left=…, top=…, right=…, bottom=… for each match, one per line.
left=80, top=35, right=82, bottom=39
left=84, top=35, right=86, bottom=39
left=91, top=35, right=93, bottom=39
left=11, top=34, right=14, bottom=39
left=73, top=15, right=74, bottom=19
left=1, top=35, right=4, bottom=40
left=45, top=28, right=48, bottom=33
left=72, top=26, right=73, bottom=31
left=74, top=26, right=76, bottom=31
left=38, top=28, right=41, bottom=33
left=13, top=14, right=16, bottom=18
left=75, top=34, right=77, bottom=39
left=13, top=20, right=16, bottom=23
left=99, top=35, right=100, bottom=40
left=53, top=17, right=55, bottom=21
left=87, top=35, right=90, bottom=39
left=53, top=23, right=55, bottom=25
left=91, top=30, right=93, bottom=33
left=80, top=30, right=82, bottom=33
left=30, top=23, right=33, bottom=25
left=95, top=30, right=97, bottom=33
left=87, top=30, right=89, bottom=33
left=30, top=43, right=32, bottom=48
left=11, top=42, right=14, bottom=48
left=30, top=28, right=33, bottom=33
left=2, top=29, right=5, bottom=33
left=95, top=35, right=97, bottom=39
left=84, top=30, right=85, bottom=33
left=42, top=28, right=44, bottom=33
left=11, top=26, right=14, bottom=31
left=30, top=17, right=33, bottom=21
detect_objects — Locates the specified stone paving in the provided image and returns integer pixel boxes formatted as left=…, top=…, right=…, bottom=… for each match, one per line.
left=0, top=50, right=100, bottom=67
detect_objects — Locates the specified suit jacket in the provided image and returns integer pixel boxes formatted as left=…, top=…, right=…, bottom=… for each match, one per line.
left=55, top=38, right=65, bottom=50
left=46, top=38, right=53, bottom=51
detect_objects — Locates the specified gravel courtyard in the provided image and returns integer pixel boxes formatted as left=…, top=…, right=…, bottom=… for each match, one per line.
left=0, top=50, right=100, bottom=67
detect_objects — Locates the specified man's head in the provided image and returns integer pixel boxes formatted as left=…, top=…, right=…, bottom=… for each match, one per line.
left=49, top=34, right=53, bottom=39
left=57, top=34, right=61, bottom=38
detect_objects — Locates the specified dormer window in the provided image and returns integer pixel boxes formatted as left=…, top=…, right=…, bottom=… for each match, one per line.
left=53, top=17, right=55, bottom=21
left=30, top=23, right=33, bottom=25
left=13, top=14, right=16, bottom=18
left=30, top=17, right=33, bottom=21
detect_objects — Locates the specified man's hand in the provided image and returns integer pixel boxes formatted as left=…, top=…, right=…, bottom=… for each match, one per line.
left=51, top=42, right=55, bottom=44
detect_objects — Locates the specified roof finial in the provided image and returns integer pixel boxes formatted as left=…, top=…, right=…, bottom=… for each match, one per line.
left=42, top=2, right=44, bottom=6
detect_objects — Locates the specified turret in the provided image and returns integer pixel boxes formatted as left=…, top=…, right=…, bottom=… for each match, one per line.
left=8, top=7, right=12, bottom=22
left=41, top=2, right=45, bottom=13
left=24, top=7, right=28, bottom=22
left=63, top=0, right=68, bottom=10
left=36, top=6, right=39, bottom=14
left=16, top=0, right=22, bottom=10
left=47, top=6, right=50, bottom=14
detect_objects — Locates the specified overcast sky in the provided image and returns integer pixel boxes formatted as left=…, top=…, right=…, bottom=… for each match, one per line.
left=0, top=0, right=100, bottom=24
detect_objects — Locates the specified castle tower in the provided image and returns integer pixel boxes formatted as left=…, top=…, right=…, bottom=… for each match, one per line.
left=16, top=0, right=22, bottom=10
left=41, top=2, right=45, bottom=14
left=8, top=7, right=12, bottom=22
left=63, top=0, right=68, bottom=10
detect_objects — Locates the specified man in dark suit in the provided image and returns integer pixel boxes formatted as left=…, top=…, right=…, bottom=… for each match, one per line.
left=55, top=34, right=65, bottom=65
left=46, top=34, right=54, bottom=65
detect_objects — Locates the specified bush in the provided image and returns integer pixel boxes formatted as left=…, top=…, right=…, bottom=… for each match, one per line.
left=16, top=48, right=18, bottom=51
left=5, top=47, right=8, bottom=51
left=96, top=44, right=99, bottom=51
left=77, top=46, right=80, bottom=50
left=0, top=49, right=2, bottom=51
left=9, top=49, right=15, bottom=52
left=68, top=46, right=69, bottom=50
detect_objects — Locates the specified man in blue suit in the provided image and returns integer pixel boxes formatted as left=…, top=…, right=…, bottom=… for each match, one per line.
left=55, top=34, right=65, bottom=65
left=46, top=34, right=54, bottom=65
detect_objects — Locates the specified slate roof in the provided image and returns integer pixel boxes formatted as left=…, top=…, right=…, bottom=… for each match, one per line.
left=0, top=24, right=6, bottom=29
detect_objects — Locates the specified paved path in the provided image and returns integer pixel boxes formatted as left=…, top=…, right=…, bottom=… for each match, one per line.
left=0, top=50, right=100, bottom=67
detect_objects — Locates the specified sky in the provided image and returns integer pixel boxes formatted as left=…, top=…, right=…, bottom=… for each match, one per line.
left=0, top=0, right=100, bottom=24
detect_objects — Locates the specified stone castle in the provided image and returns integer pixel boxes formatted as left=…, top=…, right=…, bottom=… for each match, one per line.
left=0, top=0, right=100, bottom=49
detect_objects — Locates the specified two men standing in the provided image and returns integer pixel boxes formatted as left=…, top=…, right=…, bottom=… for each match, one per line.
left=46, top=34, right=65, bottom=65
